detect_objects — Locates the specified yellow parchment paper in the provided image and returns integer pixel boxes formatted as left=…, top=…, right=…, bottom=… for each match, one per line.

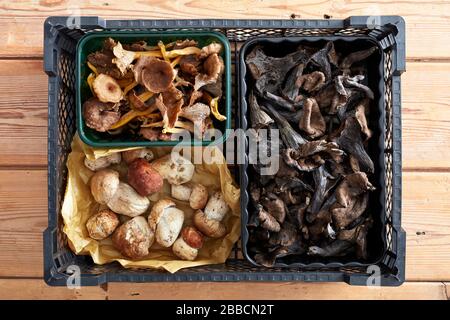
left=61, top=134, right=240, bottom=273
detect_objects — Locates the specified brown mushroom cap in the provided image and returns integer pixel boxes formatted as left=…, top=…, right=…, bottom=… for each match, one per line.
left=90, top=169, right=120, bottom=205
left=189, top=184, right=208, bottom=210
left=199, top=42, right=222, bottom=59
left=83, top=98, right=120, bottom=132
left=180, top=54, right=201, bottom=76
left=112, top=216, right=153, bottom=259
left=181, top=226, right=204, bottom=249
left=140, top=58, right=174, bottom=93
left=194, top=53, right=224, bottom=91
left=86, top=209, right=120, bottom=240
left=127, top=158, right=164, bottom=196
left=93, top=74, right=123, bottom=103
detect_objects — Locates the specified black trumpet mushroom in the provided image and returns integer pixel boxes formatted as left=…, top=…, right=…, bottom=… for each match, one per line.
left=246, top=40, right=378, bottom=267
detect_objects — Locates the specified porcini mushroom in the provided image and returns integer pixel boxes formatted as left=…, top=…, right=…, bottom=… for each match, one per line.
left=127, top=158, right=163, bottom=196
left=90, top=169, right=120, bottom=205
left=152, top=152, right=194, bottom=185
left=148, top=199, right=184, bottom=247
left=84, top=152, right=121, bottom=171
left=172, top=226, right=204, bottom=261
left=112, top=216, right=153, bottom=259
left=122, top=148, right=154, bottom=164
left=86, top=208, right=120, bottom=240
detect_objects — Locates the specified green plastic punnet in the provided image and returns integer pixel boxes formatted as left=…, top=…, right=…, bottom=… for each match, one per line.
left=76, top=31, right=231, bottom=147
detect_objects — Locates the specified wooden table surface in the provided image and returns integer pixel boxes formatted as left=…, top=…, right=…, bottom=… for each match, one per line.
left=1, top=0, right=449, bottom=300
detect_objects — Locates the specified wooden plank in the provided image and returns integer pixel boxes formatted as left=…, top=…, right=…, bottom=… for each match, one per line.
left=0, top=279, right=106, bottom=300
left=403, top=172, right=450, bottom=281
left=0, top=59, right=449, bottom=169
left=0, top=279, right=446, bottom=300
left=0, top=1, right=449, bottom=58
left=107, top=281, right=449, bottom=300
left=402, top=62, right=450, bottom=169
left=0, top=170, right=449, bottom=280
left=0, top=60, right=47, bottom=167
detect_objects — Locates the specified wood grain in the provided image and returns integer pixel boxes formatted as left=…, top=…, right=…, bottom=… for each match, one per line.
left=0, top=60, right=47, bottom=167
left=105, top=281, right=449, bottom=300
left=0, top=279, right=447, bottom=300
left=0, top=60, right=449, bottom=169
left=1, top=170, right=449, bottom=280
left=0, top=279, right=106, bottom=300
left=0, top=1, right=449, bottom=58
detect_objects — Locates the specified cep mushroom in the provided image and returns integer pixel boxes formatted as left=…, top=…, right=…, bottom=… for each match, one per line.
left=172, top=226, right=204, bottom=261
left=127, top=158, right=163, bottom=196
left=83, top=98, right=121, bottom=132
left=152, top=152, right=194, bottom=185
left=90, top=169, right=150, bottom=216
left=171, top=183, right=208, bottom=210
left=112, top=216, right=153, bottom=259
left=193, top=191, right=229, bottom=238
left=86, top=208, right=120, bottom=240
left=122, top=148, right=154, bottom=164
left=84, top=152, right=121, bottom=171
left=148, top=199, right=184, bottom=247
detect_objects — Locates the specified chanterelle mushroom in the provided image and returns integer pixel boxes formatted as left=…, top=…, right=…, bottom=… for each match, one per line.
left=179, top=102, right=211, bottom=136
left=194, top=53, right=224, bottom=91
left=157, top=85, right=184, bottom=130
left=134, top=57, right=174, bottom=93
left=93, top=74, right=123, bottom=103
left=83, top=98, right=120, bottom=132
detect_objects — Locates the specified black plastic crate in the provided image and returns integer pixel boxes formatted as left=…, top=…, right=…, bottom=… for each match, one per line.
left=44, top=16, right=405, bottom=286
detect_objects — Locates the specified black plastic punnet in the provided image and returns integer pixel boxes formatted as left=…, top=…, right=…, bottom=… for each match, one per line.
left=44, top=16, right=405, bottom=286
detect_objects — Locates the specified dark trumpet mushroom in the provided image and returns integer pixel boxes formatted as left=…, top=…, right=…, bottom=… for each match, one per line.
left=299, top=98, right=326, bottom=138
left=249, top=182, right=261, bottom=204
left=340, top=47, right=378, bottom=75
left=336, top=117, right=374, bottom=173
left=296, top=71, right=326, bottom=92
left=261, top=103, right=308, bottom=149
left=274, top=176, right=313, bottom=193
left=275, top=157, right=299, bottom=179
left=269, top=221, right=298, bottom=247
left=337, top=217, right=373, bottom=259
left=245, top=41, right=378, bottom=264
left=353, top=99, right=372, bottom=140
left=343, top=75, right=374, bottom=100
left=282, top=63, right=305, bottom=102
left=309, top=41, right=333, bottom=80
left=261, top=193, right=287, bottom=224
left=248, top=90, right=274, bottom=129
left=246, top=46, right=308, bottom=94
left=308, top=240, right=354, bottom=257
left=290, top=196, right=310, bottom=229
left=308, top=208, right=332, bottom=241
left=264, top=91, right=297, bottom=112
left=332, top=193, right=369, bottom=230
left=335, top=172, right=375, bottom=208
left=306, top=165, right=336, bottom=221
left=257, top=205, right=281, bottom=232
